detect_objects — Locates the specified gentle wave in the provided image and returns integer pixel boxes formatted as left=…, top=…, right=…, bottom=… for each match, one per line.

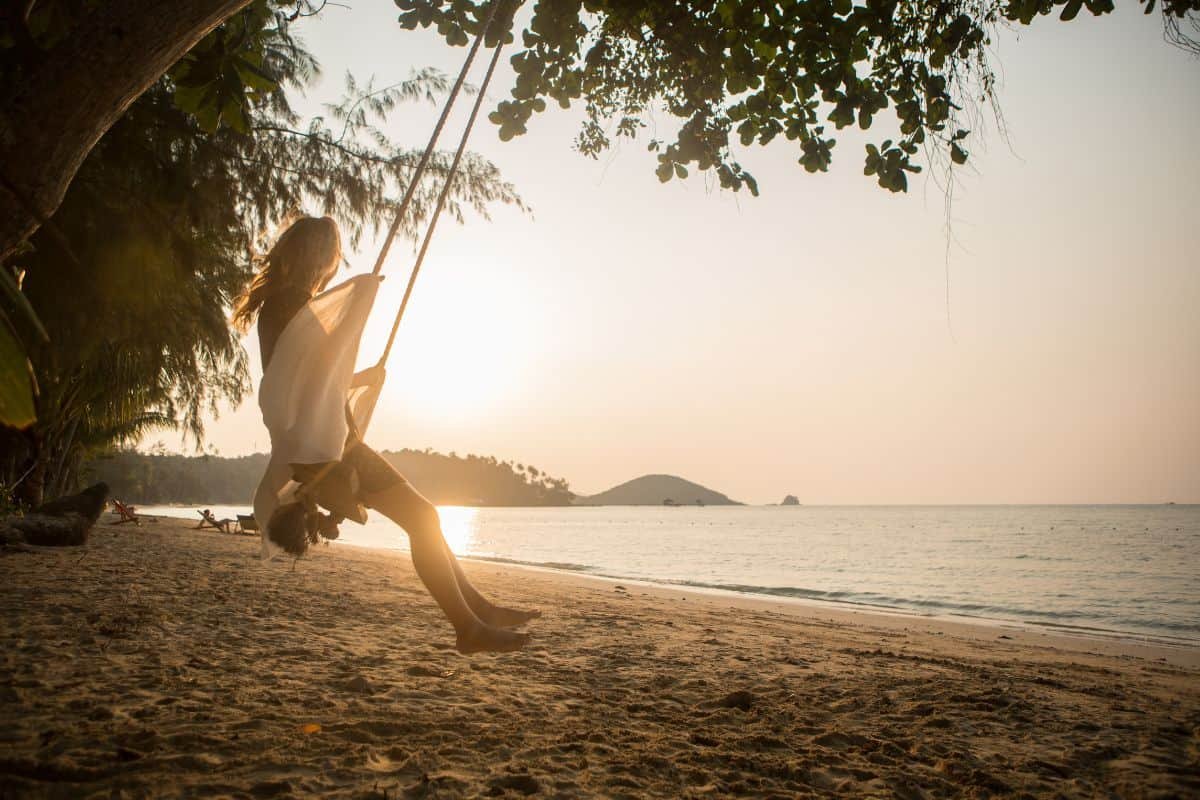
left=138, top=504, right=1200, bottom=646
left=465, top=554, right=1200, bottom=641
left=469, top=554, right=599, bottom=574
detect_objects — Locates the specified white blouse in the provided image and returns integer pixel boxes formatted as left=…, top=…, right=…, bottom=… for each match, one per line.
left=252, top=274, right=381, bottom=558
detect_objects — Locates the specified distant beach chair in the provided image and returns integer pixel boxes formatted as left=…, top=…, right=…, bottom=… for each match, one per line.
left=235, top=514, right=259, bottom=535
left=109, top=500, right=141, bottom=526
left=196, top=509, right=233, bottom=533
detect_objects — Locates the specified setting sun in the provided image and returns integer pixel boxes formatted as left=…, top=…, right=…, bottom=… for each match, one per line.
left=436, top=505, right=479, bottom=554
left=355, top=247, right=542, bottom=428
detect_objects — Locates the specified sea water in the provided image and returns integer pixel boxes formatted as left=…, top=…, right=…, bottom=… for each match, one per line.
left=139, top=503, right=1200, bottom=645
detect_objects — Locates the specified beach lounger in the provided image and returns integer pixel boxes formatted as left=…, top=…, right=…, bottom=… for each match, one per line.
left=109, top=500, right=141, bottom=526
left=236, top=514, right=259, bottom=535
left=196, top=509, right=233, bottom=533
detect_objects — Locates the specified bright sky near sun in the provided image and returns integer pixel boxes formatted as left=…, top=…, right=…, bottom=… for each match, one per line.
left=170, top=3, right=1200, bottom=505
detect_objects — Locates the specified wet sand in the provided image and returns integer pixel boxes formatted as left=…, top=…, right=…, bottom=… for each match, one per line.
left=2, top=517, right=1197, bottom=798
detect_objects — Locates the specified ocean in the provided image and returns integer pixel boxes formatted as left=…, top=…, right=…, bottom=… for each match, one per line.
left=138, top=503, right=1199, bottom=646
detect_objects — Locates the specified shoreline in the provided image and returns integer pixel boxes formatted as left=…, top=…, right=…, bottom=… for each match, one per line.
left=400, top=545, right=1200, bottom=670
left=3, top=519, right=1197, bottom=797
left=146, top=510, right=1200, bottom=662
left=452, top=552, right=1200, bottom=662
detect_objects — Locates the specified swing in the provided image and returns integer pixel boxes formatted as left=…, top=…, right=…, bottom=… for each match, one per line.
left=261, top=1, right=514, bottom=552
left=357, top=0, right=513, bottom=435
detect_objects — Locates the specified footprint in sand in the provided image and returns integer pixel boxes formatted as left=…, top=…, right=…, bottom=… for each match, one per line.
left=344, top=675, right=377, bottom=694
left=813, top=731, right=869, bottom=751
left=487, top=772, right=540, bottom=795
left=708, top=689, right=756, bottom=711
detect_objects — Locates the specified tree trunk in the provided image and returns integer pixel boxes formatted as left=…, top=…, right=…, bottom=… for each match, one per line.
left=0, top=0, right=255, bottom=264
left=48, top=415, right=81, bottom=499
left=1, top=482, right=110, bottom=547
left=11, top=431, right=46, bottom=506
left=13, top=444, right=46, bottom=509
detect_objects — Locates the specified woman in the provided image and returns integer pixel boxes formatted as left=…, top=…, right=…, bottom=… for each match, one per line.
left=234, top=216, right=535, bottom=654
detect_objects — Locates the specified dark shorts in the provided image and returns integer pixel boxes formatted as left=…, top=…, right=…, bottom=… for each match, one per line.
left=342, top=442, right=407, bottom=496
left=291, top=442, right=409, bottom=523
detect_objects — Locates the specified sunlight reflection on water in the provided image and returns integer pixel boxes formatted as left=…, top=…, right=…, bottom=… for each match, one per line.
left=435, top=505, right=479, bottom=555
left=135, top=503, right=1200, bottom=642
left=304, top=504, right=480, bottom=555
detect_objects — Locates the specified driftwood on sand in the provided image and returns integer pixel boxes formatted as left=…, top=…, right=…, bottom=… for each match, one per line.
left=0, top=482, right=109, bottom=547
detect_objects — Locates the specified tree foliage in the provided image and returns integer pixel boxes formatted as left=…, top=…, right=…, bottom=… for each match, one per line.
left=398, top=0, right=1199, bottom=195
left=86, top=448, right=574, bottom=507
left=1, top=1, right=522, bottom=504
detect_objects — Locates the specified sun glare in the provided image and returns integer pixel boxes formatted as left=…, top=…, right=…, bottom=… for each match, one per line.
left=354, top=251, right=540, bottom=426
left=436, top=505, right=479, bottom=555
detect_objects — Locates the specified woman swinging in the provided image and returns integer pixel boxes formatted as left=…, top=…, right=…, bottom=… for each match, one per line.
left=233, top=216, right=535, bottom=654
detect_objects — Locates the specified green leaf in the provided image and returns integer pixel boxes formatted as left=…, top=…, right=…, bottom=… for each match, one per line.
left=1060, top=0, right=1085, bottom=20
left=222, top=97, right=250, bottom=134
left=0, top=321, right=35, bottom=429
left=951, top=143, right=968, bottom=164
left=234, top=57, right=279, bottom=94
left=1, top=268, right=47, bottom=341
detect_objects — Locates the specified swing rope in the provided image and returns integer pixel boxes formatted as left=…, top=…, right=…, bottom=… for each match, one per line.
left=369, top=0, right=506, bottom=279
left=289, top=2, right=510, bottom=513
left=338, top=0, right=511, bottom=443
left=375, top=26, right=507, bottom=372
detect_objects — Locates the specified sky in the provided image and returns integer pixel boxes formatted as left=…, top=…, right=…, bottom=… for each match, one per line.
left=163, top=4, right=1200, bottom=505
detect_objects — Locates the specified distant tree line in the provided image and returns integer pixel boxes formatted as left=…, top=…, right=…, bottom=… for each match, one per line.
left=84, top=448, right=574, bottom=507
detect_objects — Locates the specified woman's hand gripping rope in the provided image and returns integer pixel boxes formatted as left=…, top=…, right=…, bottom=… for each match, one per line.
left=282, top=362, right=387, bottom=550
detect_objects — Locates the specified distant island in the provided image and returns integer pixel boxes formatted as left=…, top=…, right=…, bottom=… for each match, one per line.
left=781, top=495, right=800, bottom=506
left=575, top=474, right=741, bottom=506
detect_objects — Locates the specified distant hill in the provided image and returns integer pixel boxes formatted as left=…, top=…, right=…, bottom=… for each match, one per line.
left=576, top=474, right=740, bottom=506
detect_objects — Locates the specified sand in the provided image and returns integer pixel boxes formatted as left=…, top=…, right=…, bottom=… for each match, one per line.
left=1, top=517, right=1197, bottom=799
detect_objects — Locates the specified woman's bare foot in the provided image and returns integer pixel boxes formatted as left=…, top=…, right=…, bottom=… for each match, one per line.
left=481, top=605, right=542, bottom=628
left=456, top=622, right=530, bottom=655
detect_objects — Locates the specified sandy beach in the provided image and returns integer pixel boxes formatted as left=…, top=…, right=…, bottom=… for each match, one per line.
left=2, top=517, right=1197, bottom=799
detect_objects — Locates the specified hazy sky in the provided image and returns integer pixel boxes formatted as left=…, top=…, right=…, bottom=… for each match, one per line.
left=164, top=4, right=1200, bottom=505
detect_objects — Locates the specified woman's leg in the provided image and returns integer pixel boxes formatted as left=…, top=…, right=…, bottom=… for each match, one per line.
left=440, top=541, right=541, bottom=627
left=362, top=484, right=537, bottom=628
left=345, top=444, right=530, bottom=652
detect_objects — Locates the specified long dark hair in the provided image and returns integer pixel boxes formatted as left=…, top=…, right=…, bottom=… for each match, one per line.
left=232, top=216, right=342, bottom=331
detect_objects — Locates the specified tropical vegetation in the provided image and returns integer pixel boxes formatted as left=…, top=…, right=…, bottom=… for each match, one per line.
left=0, top=1, right=521, bottom=506
left=86, top=448, right=574, bottom=507
left=403, top=0, right=1198, bottom=194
